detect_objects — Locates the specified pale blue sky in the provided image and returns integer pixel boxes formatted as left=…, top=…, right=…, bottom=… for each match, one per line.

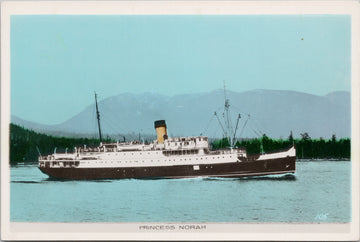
left=11, top=15, right=350, bottom=124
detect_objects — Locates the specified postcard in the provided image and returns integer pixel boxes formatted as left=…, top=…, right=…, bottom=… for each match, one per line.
left=1, top=1, right=359, bottom=241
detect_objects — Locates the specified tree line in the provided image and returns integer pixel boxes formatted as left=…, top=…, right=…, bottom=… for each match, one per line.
left=10, top=123, right=351, bottom=163
left=10, top=123, right=112, bottom=163
left=212, top=132, right=350, bottom=159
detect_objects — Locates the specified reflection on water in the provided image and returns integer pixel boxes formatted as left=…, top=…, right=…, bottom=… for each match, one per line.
left=10, top=161, right=351, bottom=223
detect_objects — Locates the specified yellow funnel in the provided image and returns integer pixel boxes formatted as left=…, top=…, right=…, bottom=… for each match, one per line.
left=154, top=120, right=167, bottom=143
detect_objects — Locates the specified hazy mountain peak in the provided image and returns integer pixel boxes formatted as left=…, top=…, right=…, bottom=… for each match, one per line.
left=11, top=89, right=350, bottom=139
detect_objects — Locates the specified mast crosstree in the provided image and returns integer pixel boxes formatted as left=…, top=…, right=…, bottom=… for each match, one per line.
left=215, top=81, right=242, bottom=148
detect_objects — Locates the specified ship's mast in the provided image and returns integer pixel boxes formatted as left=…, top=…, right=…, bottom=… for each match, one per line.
left=95, top=92, right=102, bottom=142
left=223, top=81, right=233, bottom=145
left=214, top=81, right=241, bottom=148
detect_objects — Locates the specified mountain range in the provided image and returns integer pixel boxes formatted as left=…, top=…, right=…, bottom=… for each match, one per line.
left=11, top=89, right=351, bottom=139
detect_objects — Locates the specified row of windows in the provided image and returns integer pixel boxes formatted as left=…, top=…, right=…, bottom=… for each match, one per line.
left=41, top=161, right=80, bottom=168
left=104, top=152, right=160, bottom=156
left=83, top=156, right=232, bottom=164
left=163, top=149, right=199, bottom=156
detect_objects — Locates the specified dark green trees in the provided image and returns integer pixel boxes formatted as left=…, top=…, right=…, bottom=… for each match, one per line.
left=9, top=124, right=112, bottom=163
left=213, top=132, right=350, bottom=159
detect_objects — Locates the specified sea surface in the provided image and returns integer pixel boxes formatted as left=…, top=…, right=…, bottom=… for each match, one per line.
left=10, top=160, right=351, bottom=223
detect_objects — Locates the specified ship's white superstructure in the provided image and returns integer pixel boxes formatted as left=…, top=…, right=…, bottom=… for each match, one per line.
left=39, top=136, right=248, bottom=169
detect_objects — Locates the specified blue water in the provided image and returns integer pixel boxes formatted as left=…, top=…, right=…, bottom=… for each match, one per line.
left=10, top=160, right=351, bottom=222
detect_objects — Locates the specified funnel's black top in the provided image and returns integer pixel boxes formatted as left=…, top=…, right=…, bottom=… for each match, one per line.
left=154, top=120, right=166, bottom=128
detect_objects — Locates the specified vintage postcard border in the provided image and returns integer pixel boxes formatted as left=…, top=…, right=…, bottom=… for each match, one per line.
left=1, top=1, right=359, bottom=240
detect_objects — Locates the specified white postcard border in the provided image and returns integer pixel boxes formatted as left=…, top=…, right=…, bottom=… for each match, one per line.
left=1, top=1, right=359, bottom=241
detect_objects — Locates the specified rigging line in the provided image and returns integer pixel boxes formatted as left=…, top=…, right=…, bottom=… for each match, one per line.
left=100, top=118, right=125, bottom=139
left=210, top=121, right=222, bottom=139
left=232, top=114, right=241, bottom=146
left=100, top=115, right=127, bottom=134
left=100, top=115, right=138, bottom=141
left=214, top=112, right=227, bottom=137
left=202, top=115, right=215, bottom=135
left=239, top=114, right=251, bottom=138
left=105, top=109, right=141, bottom=134
left=98, top=110, right=137, bottom=138
left=250, top=126, right=262, bottom=138
left=250, top=120, right=264, bottom=136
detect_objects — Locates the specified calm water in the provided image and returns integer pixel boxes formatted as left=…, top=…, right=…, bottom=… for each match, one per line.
left=10, top=161, right=351, bottom=222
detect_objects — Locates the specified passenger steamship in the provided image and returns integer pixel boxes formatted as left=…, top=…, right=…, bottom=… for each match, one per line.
left=38, top=94, right=296, bottom=180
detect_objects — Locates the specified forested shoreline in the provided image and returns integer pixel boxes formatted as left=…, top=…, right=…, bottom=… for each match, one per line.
left=212, top=133, right=351, bottom=159
left=10, top=123, right=350, bottom=164
left=10, top=124, right=111, bottom=163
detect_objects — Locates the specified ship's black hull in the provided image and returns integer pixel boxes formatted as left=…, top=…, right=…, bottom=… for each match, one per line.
left=38, top=156, right=296, bottom=180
